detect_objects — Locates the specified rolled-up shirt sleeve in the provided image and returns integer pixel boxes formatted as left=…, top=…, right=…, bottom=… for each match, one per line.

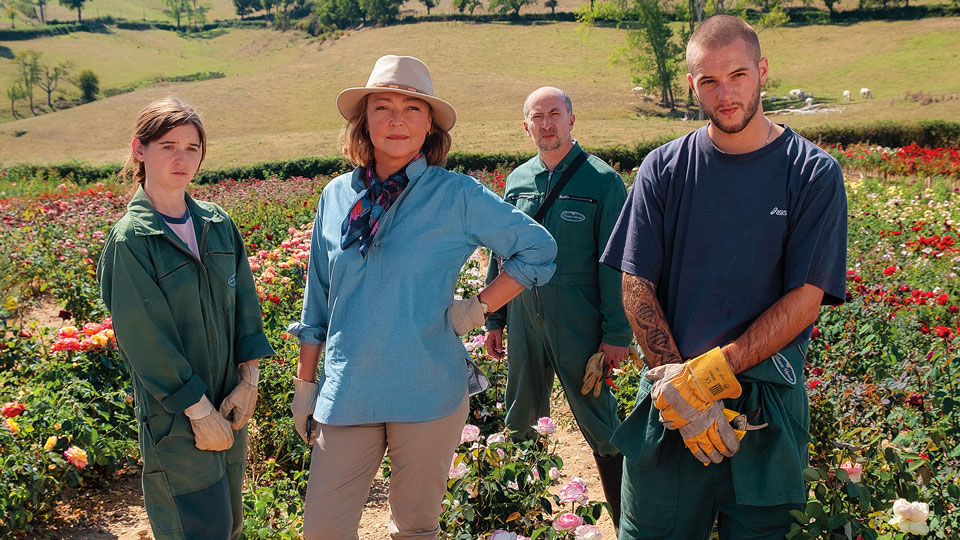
left=462, top=179, right=557, bottom=288
left=287, top=199, right=329, bottom=344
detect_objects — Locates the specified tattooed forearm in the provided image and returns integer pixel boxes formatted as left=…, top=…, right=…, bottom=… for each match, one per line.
left=621, top=274, right=682, bottom=368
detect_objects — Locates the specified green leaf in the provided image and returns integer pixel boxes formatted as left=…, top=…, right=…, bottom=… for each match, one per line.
left=790, top=509, right=810, bottom=525
left=806, top=501, right=827, bottom=521
left=846, top=481, right=861, bottom=498
left=802, top=468, right=821, bottom=482
left=827, top=513, right=848, bottom=530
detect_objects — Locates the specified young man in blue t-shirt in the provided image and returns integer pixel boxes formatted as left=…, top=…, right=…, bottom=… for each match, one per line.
left=600, top=14, right=848, bottom=539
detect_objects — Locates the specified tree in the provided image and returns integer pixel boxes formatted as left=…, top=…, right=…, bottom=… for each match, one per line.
left=358, top=0, right=402, bottom=23
left=451, top=0, right=483, bottom=14
left=33, top=0, right=45, bottom=23
left=420, top=0, right=435, bottom=14
left=315, top=0, right=363, bottom=27
left=233, top=0, right=261, bottom=19
left=14, top=50, right=40, bottom=115
left=75, top=68, right=98, bottom=102
left=617, top=0, right=683, bottom=111
left=545, top=0, right=557, bottom=13
left=487, top=0, right=536, bottom=16
left=37, top=61, right=68, bottom=109
left=186, top=0, right=209, bottom=27
left=163, top=0, right=187, bottom=29
left=6, top=82, right=27, bottom=119
left=57, top=0, right=85, bottom=22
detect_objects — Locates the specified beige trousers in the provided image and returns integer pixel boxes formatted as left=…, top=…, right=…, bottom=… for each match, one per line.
left=302, top=394, right=469, bottom=540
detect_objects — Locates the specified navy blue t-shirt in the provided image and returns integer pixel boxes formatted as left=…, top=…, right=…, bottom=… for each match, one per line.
left=600, top=125, right=847, bottom=358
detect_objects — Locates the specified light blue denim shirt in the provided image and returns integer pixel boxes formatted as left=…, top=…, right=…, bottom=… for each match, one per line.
left=288, top=156, right=557, bottom=425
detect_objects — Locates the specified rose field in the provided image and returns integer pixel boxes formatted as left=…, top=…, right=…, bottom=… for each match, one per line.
left=1, top=143, right=959, bottom=540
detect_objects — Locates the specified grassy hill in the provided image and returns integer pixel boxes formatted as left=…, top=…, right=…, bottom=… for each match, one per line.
left=1, top=17, right=958, bottom=168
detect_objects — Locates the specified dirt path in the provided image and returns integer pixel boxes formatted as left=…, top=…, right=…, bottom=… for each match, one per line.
left=43, top=403, right=614, bottom=540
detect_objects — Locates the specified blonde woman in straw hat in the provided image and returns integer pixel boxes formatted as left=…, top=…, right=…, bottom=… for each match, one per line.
left=286, top=55, right=558, bottom=539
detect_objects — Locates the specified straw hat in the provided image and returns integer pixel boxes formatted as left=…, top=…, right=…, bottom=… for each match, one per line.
left=336, top=55, right=457, bottom=132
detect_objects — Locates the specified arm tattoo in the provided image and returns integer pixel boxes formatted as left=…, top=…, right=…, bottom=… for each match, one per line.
left=622, top=274, right=682, bottom=368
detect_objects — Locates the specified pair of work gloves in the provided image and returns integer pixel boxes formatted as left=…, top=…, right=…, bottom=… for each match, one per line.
left=183, top=363, right=260, bottom=452
left=288, top=295, right=490, bottom=445
left=645, top=348, right=746, bottom=465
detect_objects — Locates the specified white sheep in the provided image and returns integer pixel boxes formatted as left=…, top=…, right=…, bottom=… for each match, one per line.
left=767, top=94, right=777, bottom=102
left=760, top=91, right=767, bottom=99
left=860, top=87, right=873, bottom=99
left=843, top=90, right=851, bottom=101
left=789, top=88, right=805, bottom=100
left=632, top=86, right=645, bottom=96
left=805, top=97, right=814, bottom=107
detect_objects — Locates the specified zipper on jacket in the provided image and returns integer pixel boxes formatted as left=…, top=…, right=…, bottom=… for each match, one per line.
left=558, top=195, right=598, bottom=204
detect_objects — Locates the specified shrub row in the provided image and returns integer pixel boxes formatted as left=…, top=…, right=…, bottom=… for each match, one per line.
left=3, top=121, right=957, bottom=186
left=0, top=17, right=268, bottom=41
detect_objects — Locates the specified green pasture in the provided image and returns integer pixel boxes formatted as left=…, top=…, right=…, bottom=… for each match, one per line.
left=0, top=17, right=958, bottom=168
left=4, top=0, right=241, bottom=26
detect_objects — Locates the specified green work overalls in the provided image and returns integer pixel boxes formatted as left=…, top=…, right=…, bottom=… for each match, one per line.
left=98, top=187, right=274, bottom=540
left=613, top=344, right=810, bottom=539
left=486, top=143, right=632, bottom=456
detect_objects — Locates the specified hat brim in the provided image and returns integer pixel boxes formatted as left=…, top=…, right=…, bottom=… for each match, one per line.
left=336, top=87, right=457, bottom=132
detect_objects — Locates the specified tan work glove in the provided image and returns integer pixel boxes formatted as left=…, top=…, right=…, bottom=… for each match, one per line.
left=184, top=395, right=235, bottom=451
left=219, top=363, right=259, bottom=430
left=449, top=295, right=487, bottom=336
left=627, top=345, right=643, bottom=367
left=646, top=347, right=742, bottom=430
left=291, top=377, right=320, bottom=445
left=676, top=401, right=741, bottom=465
left=581, top=351, right=606, bottom=398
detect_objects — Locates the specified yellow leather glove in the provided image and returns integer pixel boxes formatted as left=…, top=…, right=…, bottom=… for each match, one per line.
left=580, top=351, right=606, bottom=398
left=678, top=401, right=741, bottom=465
left=184, top=395, right=235, bottom=452
left=219, top=363, right=259, bottom=430
left=646, top=347, right=741, bottom=429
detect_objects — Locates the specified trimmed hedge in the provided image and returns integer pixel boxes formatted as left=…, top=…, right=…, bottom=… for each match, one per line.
left=3, top=121, right=957, bottom=186
left=0, top=17, right=268, bottom=41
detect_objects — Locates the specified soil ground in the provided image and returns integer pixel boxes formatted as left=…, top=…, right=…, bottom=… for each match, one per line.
left=38, top=401, right=615, bottom=540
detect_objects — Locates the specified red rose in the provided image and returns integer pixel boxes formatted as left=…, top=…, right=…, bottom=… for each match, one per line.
left=883, top=266, right=898, bottom=276
left=1, top=402, right=25, bottom=418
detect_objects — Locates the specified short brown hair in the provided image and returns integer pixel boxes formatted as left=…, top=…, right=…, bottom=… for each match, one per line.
left=119, top=97, right=206, bottom=187
left=339, top=94, right=452, bottom=169
left=686, top=15, right=761, bottom=72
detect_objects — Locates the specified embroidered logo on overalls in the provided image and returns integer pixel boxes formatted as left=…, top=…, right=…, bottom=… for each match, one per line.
left=227, top=273, right=236, bottom=287
left=560, top=210, right=586, bottom=223
left=771, top=352, right=796, bottom=385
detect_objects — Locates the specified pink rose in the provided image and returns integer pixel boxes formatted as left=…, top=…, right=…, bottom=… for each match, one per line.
left=64, top=446, right=88, bottom=469
left=532, top=416, right=557, bottom=436
left=574, top=524, right=603, bottom=539
left=552, top=513, right=584, bottom=532
left=560, top=477, right=589, bottom=504
left=487, top=433, right=507, bottom=444
left=840, top=460, right=863, bottom=483
left=460, top=424, right=481, bottom=444
left=449, top=455, right=468, bottom=479
left=489, top=531, right=517, bottom=540
left=549, top=466, right=561, bottom=480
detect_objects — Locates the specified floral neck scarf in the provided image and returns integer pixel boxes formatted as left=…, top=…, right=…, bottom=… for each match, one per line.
left=340, top=153, right=421, bottom=257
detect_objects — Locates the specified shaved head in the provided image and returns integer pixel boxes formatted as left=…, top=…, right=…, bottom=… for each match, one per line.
left=686, top=15, right=761, bottom=74
left=523, top=86, right=573, bottom=119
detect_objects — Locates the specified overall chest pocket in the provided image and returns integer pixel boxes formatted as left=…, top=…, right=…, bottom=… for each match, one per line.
left=550, top=197, right=598, bottom=275
left=155, top=254, right=203, bottom=326
left=205, top=251, right=237, bottom=312
left=505, top=192, right=541, bottom=218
